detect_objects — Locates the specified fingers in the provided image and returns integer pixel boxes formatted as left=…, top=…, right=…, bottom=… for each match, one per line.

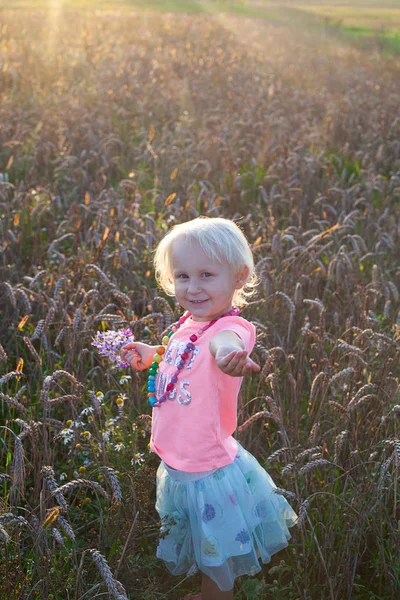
left=247, top=357, right=261, bottom=372
left=218, top=350, right=259, bottom=376
left=222, top=349, right=247, bottom=370
left=121, top=342, right=136, bottom=353
left=120, top=342, right=135, bottom=360
left=121, top=347, right=144, bottom=370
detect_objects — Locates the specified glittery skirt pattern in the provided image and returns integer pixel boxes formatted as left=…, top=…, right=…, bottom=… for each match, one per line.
left=155, top=442, right=298, bottom=592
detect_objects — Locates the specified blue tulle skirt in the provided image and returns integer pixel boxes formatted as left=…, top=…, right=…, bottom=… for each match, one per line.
left=155, top=441, right=298, bottom=592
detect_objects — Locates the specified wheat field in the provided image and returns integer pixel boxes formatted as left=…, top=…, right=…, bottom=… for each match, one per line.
left=0, top=3, right=400, bottom=599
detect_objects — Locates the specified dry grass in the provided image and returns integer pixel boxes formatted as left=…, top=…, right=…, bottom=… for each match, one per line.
left=0, top=6, right=400, bottom=600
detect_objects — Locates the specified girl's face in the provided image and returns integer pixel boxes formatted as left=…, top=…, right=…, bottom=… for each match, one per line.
left=170, top=238, right=248, bottom=322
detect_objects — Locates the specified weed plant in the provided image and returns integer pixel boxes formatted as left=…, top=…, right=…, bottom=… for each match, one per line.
left=0, top=7, right=400, bottom=600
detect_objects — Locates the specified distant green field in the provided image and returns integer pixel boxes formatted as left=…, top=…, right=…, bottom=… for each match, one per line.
left=2, top=0, right=400, bottom=15
left=1, top=0, right=400, bottom=52
left=297, top=4, right=400, bottom=29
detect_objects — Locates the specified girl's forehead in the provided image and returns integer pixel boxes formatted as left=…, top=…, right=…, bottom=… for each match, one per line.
left=170, top=238, right=221, bottom=268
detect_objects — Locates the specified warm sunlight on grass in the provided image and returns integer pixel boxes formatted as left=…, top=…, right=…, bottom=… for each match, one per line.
left=1, top=1, right=400, bottom=599
left=297, top=5, right=400, bottom=30
left=3, top=0, right=400, bottom=32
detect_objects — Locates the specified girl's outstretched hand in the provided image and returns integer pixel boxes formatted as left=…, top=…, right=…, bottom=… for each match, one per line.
left=120, top=342, right=156, bottom=371
left=214, top=347, right=260, bottom=377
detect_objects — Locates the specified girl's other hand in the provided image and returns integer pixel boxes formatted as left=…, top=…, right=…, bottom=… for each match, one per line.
left=215, top=347, right=260, bottom=377
left=120, top=342, right=155, bottom=371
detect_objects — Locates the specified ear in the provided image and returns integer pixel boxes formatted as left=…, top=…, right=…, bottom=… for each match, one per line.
left=234, top=265, right=250, bottom=289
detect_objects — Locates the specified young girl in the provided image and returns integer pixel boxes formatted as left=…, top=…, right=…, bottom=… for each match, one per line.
left=120, top=217, right=297, bottom=600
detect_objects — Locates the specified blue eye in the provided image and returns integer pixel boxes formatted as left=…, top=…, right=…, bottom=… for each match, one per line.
left=202, top=273, right=213, bottom=278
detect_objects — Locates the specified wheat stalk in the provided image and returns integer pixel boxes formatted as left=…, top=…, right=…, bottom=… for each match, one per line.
left=84, top=264, right=111, bottom=284
left=12, top=435, right=26, bottom=493
left=0, top=393, right=27, bottom=414
left=237, top=410, right=273, bottom=434
left=272, top=487, right=300, bottom=503
left=347, top=394, right=378, bottom=412
left=0, top=524, right=10, bottom=542
left=101, top=467, right=123, bottom=503
left=298, top=459, right=333, bottom=475
left=328, top=400, right=348, bottom=415
left=0, top=343, right=7, bottom=362
left=23, top=336, right=42, bottom=365
left=31, top=319, right=47, bottom=341
left=303, top=298, right=324, bottom=311
left=53, top=276, right=68, bottom=299
left=334, top=430, right=349, bottom=463
left=309, top=372, right=328, bottom=412
left=296, top=498, right=310, bottom=528
left=54, top=326, right=70, bottom=347
left=387, top=281, right=399, bottom=302
left=0, top=371, right=25, bottom=386
left=294, top=282, right=303, bottom=306
left=0, top=281, right=16, bottom=309
left=89, top=549, right=128, bottom=600
left=29, top=270, right=48, bottom=289
left=308, top=422, right=320, bottom=446
left=110, top=289, right=131, bottom=307
left=48, top=394, right=81, bottom=406
left=57, top=515, right=76, bottom=542
left=328, top=367, right=354, bottom=387
left=295, top=447, right=324, bottom=463
left=54, top=479, right=109, bottom=500
left=73, top=308, right=83, bottom=331
left=41, top=466, right=69, bottom=512
left=51, top=526, right=65, bottom=546
left=14, top=288, right=32, bottom=314
left=0, top=513, right=29, bottom=527
left=379, top=454, right=394, bottom=491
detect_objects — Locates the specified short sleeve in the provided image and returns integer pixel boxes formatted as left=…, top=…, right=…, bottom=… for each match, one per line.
left=209, top=316, right=256, bottom=352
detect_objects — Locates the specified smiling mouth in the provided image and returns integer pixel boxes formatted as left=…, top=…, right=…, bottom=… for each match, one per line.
left=188, top=299, right=208, bottom=304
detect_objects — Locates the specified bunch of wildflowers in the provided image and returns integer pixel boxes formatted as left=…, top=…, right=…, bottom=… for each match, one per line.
left=92, top=329, right=134, bottom=368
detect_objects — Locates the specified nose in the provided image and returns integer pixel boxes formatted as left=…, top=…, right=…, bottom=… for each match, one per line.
left=187, top=278, right=201, bottom=294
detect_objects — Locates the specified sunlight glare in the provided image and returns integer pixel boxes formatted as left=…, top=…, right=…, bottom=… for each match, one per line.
left=47, top=0, right=63, bottom=57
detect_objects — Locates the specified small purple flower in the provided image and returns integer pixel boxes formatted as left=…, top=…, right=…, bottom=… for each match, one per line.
left=92, top=329, right=135, bottom=368
left=201, top=503, right=216, bottom=523
left=235, top=529, right=250, bottom=544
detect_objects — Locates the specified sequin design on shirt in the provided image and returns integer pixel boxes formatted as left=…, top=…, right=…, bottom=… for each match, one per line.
left=156, top=371, right=177, bottom=402
left=177, top=380, right=191, bottom=406
left=156, top=340, right=200, bottom=406
left=163, top=339, right=200, bottom=370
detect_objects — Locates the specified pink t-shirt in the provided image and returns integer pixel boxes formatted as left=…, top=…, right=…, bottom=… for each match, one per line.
left=150, top=315, right=256, bottom=472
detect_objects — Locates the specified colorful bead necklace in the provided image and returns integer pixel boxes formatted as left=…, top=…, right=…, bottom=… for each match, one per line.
left=147, top=307, right=240, bottom=407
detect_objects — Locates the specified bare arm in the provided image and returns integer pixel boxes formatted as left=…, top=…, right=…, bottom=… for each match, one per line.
left=209, top=330, right=260, bottom=377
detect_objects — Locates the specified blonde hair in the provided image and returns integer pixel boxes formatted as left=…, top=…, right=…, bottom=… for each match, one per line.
left=154, top=217, right=258, bottom=307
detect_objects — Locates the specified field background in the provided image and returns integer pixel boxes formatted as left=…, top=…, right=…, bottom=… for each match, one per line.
left=1, top=1, right=400, bottom=599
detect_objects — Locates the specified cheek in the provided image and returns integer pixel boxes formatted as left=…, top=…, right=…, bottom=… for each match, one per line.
left=174, top=281, right=185, bottom=294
